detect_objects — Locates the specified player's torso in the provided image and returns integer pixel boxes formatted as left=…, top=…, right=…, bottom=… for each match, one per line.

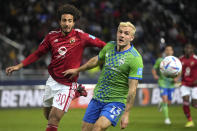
left=48, top=30, right=85, bottom=71
left=94, top=43, right=136, bottom=103
left=180, top=55, right=197, bottom=86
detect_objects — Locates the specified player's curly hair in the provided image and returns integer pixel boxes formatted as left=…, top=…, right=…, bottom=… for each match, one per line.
left=57, top=4, right=81, bottom=21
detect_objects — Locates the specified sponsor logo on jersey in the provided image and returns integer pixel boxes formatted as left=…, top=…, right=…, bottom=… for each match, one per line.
left=56, top=46, right=67, bottom=58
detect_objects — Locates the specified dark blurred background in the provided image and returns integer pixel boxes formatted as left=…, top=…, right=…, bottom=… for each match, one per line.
left=0, top=0, right=197, bottom=83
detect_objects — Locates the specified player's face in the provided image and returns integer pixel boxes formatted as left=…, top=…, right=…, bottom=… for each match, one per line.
left=117, top=26, right=134, bottom=47
left=165, top=46, right=174, bottom=56
left=60, top=14, right=75, bottom=35
left=184, top=44, right=193, bottom=55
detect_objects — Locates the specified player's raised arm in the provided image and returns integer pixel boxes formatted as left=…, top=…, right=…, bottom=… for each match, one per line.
left=120, top=79, right=138, bottom=129
left=62, top=55, right=102, bottom=79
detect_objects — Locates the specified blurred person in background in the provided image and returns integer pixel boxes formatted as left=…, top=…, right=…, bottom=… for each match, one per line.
left=5, top=4, right=106, bottom=131
left=152, top=45, right=179, bottom=125
left=179, top=44, right=197, bottom=127
left=63, top=22, right=143, bottom=131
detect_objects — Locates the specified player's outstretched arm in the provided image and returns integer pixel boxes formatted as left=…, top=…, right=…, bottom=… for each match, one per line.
left=6, top=63, right=24, bottom=76
left=62, top=55, right=101, bottom=79
left=120, top=79, right=138, bottom=129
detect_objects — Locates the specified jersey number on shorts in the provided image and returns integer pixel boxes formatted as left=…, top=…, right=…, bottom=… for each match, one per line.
left=56, top=93, right=67, bottom=105
left=110, top=105, right=122, bottom=116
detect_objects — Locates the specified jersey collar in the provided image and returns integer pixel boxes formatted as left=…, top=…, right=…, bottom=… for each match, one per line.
left=60, top=29, right=75, bottom=38
left=115, top=42, right=134, bottom=54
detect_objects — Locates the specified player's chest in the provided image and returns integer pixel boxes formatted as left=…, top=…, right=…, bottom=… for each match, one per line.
left=50, top=37, right=82, bottom=52
left=182, top=59, right=197, bottom=68
left=105, top=51, right=130, bottom=72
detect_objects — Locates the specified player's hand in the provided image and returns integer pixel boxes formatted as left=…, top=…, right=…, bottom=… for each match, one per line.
left=173, top=77, right=179, bottom=83
left=120, top=112, right=129, bottom=129
left=62, top=68, right=79, bottom=79
left=193, top=80, right=197, bottom=85
left=6, top=64, right=23, bottom=76
left=153, top=75, right=159, bottom=80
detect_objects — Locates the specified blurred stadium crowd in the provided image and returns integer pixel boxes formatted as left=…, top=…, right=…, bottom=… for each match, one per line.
left=0, top=0, right=197, bottom=71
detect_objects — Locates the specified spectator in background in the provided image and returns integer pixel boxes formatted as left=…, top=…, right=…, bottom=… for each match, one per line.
left=1, top=0, right=197, bottom=70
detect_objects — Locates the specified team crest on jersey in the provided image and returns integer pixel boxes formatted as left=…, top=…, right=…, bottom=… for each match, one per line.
left=191, top=61, right=194, bottom=66
left=119, top=58, right=125, bottom=65
left=56, top=46, right=67, bottom=58
left=70, top=38, right=75, bottom=44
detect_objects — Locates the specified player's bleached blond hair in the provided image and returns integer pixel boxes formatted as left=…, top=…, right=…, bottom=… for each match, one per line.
left=118, top=22, right=136, bottom=36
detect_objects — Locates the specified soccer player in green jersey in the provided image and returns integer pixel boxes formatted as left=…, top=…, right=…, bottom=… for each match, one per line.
left=63, top=22, right=143, bottom=130
left=152, top=45, right=179, bottom=125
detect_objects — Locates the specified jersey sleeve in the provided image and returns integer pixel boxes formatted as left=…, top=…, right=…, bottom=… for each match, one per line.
left=128, top=56, right=143, bottom=80
left=22, top=35, right=50, bottom=67
left=80, top=31, right=106, bottom=48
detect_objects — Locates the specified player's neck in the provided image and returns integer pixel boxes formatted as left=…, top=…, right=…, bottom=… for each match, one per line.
left=62, top=31, right=69, bottom=36
left=117, top=44, right=131, bottom=52
left=61, top=29, right=72, bottom=36
left=185, top=54, right=193, bottom=58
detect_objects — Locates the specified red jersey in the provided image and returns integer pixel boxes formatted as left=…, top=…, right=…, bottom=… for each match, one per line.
left=22, top=29, right=106, bottom=85
left=180, top=54, right=197, bottom=87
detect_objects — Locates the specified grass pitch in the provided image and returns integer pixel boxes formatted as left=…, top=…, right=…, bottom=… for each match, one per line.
left=0, top=106, right=196, bottom=131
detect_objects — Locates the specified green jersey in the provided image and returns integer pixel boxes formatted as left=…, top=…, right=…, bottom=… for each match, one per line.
left=153, top=58, right=174, bottom=88
left=93, top=41, right=143, bottom=104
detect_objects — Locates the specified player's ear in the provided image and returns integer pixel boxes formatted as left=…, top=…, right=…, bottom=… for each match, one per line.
left=130, top=35, right=134, bottom=42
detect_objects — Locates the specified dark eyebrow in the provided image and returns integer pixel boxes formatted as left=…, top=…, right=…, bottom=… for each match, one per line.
left=62, top=18, right=73, bottom=22
left=124, top=31, right=130, bottom=34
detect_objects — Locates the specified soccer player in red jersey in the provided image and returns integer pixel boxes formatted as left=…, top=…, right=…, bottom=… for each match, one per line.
left=5, top=4, right=106, bottom=131
left=179, top=44, right=197, bottom=127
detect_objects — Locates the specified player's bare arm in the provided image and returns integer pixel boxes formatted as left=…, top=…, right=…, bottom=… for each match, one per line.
left=62, top=55, right=102, bottom=79
left=152, top=68, right=159, bottom=80
left=6, top=63, right=24, bottom=76
left=120, top=79, right=138, bottom=129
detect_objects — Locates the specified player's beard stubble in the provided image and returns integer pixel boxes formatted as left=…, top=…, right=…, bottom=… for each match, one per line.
left=61, top=26, right=73, bottom=36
